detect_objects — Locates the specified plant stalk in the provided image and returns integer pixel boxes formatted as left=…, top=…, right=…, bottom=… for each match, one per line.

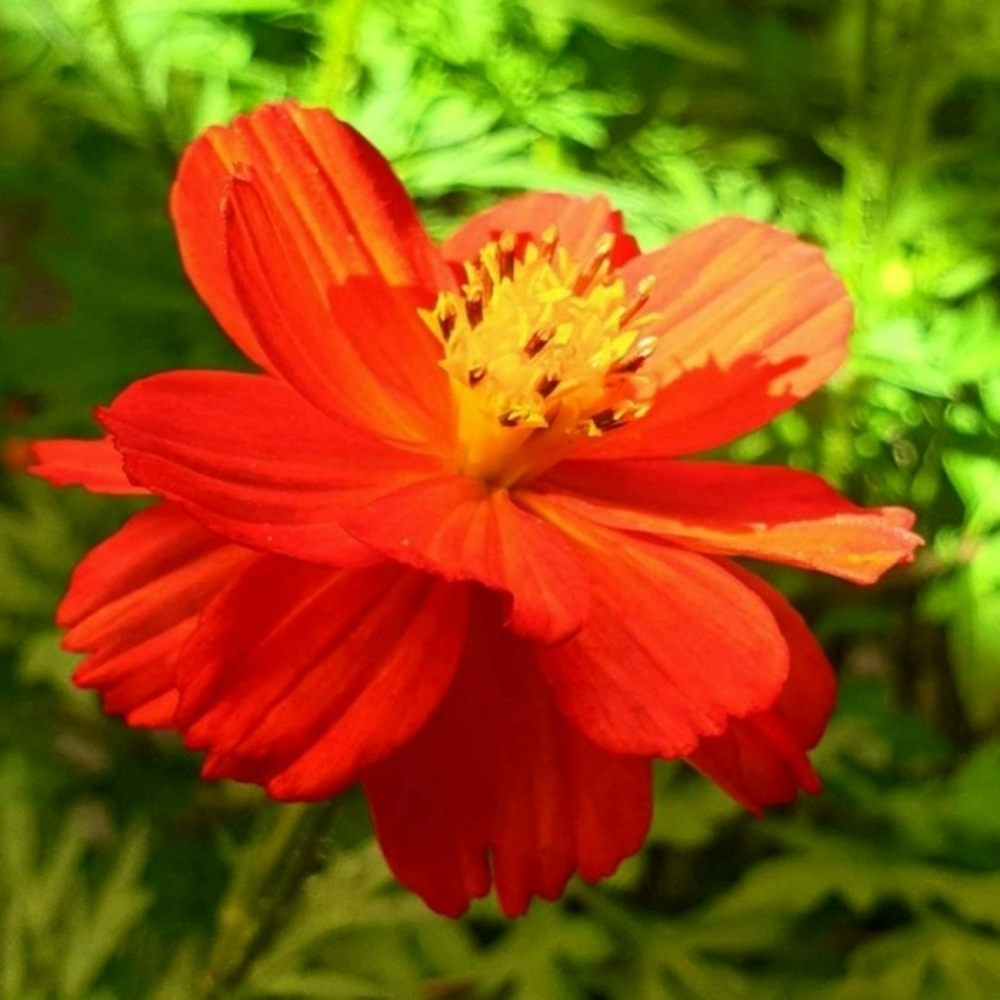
left=198, top=800, right=338, bottom=1000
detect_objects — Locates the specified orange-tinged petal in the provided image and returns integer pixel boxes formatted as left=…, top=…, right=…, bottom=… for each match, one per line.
left=62, top=503, right=255, bottom=728
left=342, top=477, right=588, bottom=643
left=687, top=562, right=837, bottom=811
left=362, top=592, right=651, bottom=917
left=171, top=129, right=270, bottom=372
left=441, top=191, right=640, bottom=270
left=525, top=502, right=790, bottom=757
left=537, top=458, right=921, bottom=583
left=100, top=370, right=444, bottom=566
left=30, top=437, right=148, bottom=495
left=176, top=561, right=467, bottom=801
left=577, top=217, right=851, bottom=459
left=172, top=101, right=454, bottom=441
left=223, top=175, right=449, bottom=443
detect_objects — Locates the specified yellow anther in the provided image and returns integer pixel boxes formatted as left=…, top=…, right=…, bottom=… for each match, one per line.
left=539, top=225, right=559, bottom=260
left=436, top=298, right=458, bottom=342
left=572, top=233, right=616, bottom=295
left=464, top=289, right=484, bottom=327
left=618, top=275, right=656, bottom=328
left=497, top=231, right=517, bottom=278
left=523, top=326, right=555, bottom=357
left=609, top=335, right=658, bottom=374
left=425, top=231, right=659, bottom=487
left=537, top=373, right=561, bottom=397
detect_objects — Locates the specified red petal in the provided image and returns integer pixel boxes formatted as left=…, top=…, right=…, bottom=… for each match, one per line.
left=29, top=437, right=147, bottom=495
left=62, top=503, right=255, bottom=728
left=441, top=192, right=640, bottom=270
left=687, top=562, right=837, bottom=811
left=175, top=561, right=467, bottom=801
left=224, top=174, right=450, bottom=442
left=172, top=103, right=454, bottom=438
left=578, top=217, right=851, bottom=459
left=524, top=500, right=789, bottom=756
left=100, top=370, right=445, bottom=566
left=362, top=592, right=651, bottom=917
left=127, top=690, right=179, bottom=729
left=343, top=477, right=588, bottom=643
left=537, top=458, right=921, bottom=583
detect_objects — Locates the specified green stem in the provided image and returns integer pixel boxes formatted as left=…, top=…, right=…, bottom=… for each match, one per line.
left=199, top=801, right=338, bottom=1000
left=882, top=0, right=941, bottom=220
left=842, top=0, right=943, bottom=253
left=840, top=0, right=881, bottom=256
left=95, top=0, right=175, bottom=166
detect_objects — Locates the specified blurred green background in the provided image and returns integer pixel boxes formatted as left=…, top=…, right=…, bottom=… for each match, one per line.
left=3, top=0, right=1000, bottom=997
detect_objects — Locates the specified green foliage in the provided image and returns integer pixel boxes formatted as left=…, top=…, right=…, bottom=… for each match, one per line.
left=224, top=839, right=479, bottom=998
left=921, top=452, right=1000, bottom=729
left=4, top=0, right=1000, bottom=996
left=0, top=757, right=152, bottom=1000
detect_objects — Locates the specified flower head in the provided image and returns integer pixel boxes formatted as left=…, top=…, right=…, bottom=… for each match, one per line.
left=32, top=101, right=921, bottom=917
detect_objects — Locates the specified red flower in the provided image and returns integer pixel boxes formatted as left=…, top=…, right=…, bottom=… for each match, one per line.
left=32, top=102, right=920, bottom=917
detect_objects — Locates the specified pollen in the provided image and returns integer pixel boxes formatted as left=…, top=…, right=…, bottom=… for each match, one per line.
left=423, top=230, right=659, bottom=487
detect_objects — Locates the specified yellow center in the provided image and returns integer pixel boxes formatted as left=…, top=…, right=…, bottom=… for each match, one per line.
left=423, top=228, right=659, bottom=489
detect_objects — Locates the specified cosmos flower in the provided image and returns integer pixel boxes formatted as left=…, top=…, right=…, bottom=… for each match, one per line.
left=32, top=101, right=920, bottom=917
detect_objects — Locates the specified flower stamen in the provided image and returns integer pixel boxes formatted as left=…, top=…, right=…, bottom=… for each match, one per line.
left=436, top=299, right=458, bottom=342
left=537, top=374, right=561, bottom=398
left=465, top=289, right=484, bottom=328
left=618, top=275, right=656, bottom=329
left=609, top=335, right=657, bottom=375
left=423, top=231, right=660, bottom=487
left=539, top=224, right=559, bottom=261
left=497, top=231, right=517, bottom=278
left=523, top=326, right=555, bottom=358
left=572, top=233, right=616, bottom=295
